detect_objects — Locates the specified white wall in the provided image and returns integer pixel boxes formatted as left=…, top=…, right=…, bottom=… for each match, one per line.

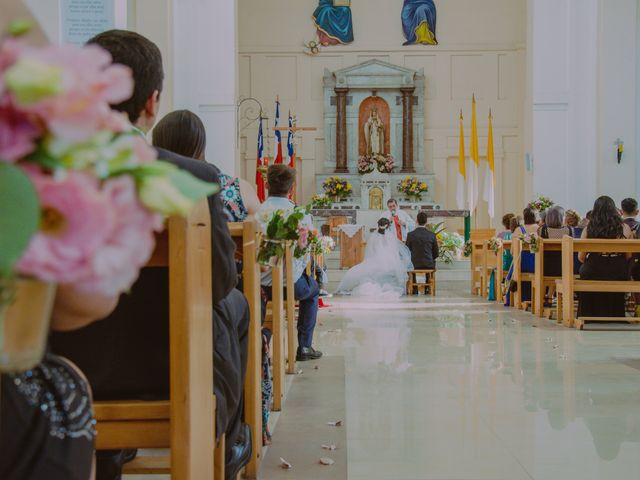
left=238, top=0, right=527, bottom=227
left=529, top=0, right=638, bottom=214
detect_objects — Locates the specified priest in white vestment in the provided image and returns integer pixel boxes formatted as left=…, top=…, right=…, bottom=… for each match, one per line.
left=380, top=198, right=416, bottom=241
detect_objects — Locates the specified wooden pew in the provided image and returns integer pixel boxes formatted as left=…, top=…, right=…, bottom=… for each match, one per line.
left=560, top=236, right=640, bottom=329
left=512, top=238, right=536, bottom=311
left=94, top=199, right=222, bottom=479
left=228, top=221, right=263, bottom=478
left=284, top=243, right=297, bottom=374
left=495, top=239, right=512, bottom=302
left=469, top=229, right=496, bottom=296
left=533, top=238, right=563, bottom=317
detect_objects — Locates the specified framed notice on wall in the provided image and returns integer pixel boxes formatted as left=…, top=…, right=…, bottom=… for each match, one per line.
left=60, top=0, right=127, bottom=46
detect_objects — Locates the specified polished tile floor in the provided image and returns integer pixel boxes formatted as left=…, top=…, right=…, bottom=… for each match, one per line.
left=275, top=282, right=640, bottom=480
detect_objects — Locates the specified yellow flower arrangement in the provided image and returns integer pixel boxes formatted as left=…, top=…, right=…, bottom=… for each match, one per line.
left=397, top=176, right=428, bottom=200
left=322, top=176, right=352, bottom=201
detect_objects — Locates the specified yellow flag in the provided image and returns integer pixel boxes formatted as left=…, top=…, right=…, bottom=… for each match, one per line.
left=468, top=94, right=479, bottom=211
left=457, top=110, right=466, bottom=209
left=484, top=109, right=495, bottom=218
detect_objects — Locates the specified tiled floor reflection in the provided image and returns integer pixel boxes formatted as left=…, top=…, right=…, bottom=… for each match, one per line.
left=311, top=282, right=640, bottom=480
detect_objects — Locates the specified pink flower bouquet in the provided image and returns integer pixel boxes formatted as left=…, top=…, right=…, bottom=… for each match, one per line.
left=0, top=24, right=217, bottom=300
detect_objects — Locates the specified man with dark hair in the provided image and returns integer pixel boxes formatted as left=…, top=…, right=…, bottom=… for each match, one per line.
left=381, top=198, right=415, bottom=241
left=405, top=211, right=439, bottom=271
left=49, top=30, right=251, bottom=480
left=621, top=198, right=639, bottom=233
left=260, top=165, right=323, bottom=361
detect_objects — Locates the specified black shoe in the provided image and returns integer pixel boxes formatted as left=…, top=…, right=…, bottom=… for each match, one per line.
left=225, top=424, right=252, bottom=480
left=296, top=347, right=323, bottom=361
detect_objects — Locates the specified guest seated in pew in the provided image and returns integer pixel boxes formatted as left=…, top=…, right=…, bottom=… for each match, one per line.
left=152, top=109, right=261, bottom=222
left=621, top=198, right=640, bottom=236
left=151, top=108, right=275, bottom=444
left=260, top=165, right=323, bottom=362
left=538, top=206, right=573, bottom=277
left=498, top=213, right=515, bottom=239
left=405, top=211, right=439, bottom=270
left=1, top=286, right=121, bottom=480
left=565, top=209, right=583, bottom=237
left=511, top=207, right=538, bottom=302
left=49, top=30, right=252, bottom=479
left=577, top=196, right=633, bottom=319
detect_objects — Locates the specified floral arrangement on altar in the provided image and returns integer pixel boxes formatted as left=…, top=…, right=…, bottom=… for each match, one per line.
left=257, top=206, right=311, bottom=265
left=521, top=232, right=540, bottom=253
left=463, top=241, right=473, bottom=257
left=397, top=176, right=428, bottom=201
left=311, top=193, right=333, bottom=209
left=0, top=23, right=215, bottom=299
left=322, top=176, right=352, bottom=201
left=357, top=153, right=395, bottom=174
left=528, top=195, right=554, bottom=212
left=427, top=222, right=464, bottom=264
left=488, top=237, right=503, bottom=254
left=0, top=23, right=216, bottom=371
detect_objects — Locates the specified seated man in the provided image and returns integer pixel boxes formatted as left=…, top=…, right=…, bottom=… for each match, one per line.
left=405, top=211, right=439, bottom=270
left=260, top=165, right=323, bottom=361
left=49, top=30, right=250, bottom=480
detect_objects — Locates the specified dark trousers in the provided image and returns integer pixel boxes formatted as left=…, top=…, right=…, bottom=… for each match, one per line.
left=263, top=272, right=319, bottom=350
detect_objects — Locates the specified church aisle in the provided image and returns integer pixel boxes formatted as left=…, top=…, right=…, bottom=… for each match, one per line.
left=261, top=282, right=640, bottom=480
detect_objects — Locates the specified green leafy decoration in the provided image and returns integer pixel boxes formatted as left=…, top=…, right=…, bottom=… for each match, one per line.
left=0, top=163, right=40, bottom=277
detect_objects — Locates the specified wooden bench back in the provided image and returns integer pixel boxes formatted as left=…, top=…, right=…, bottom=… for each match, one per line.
left=284, top=243, right=296, bottom=374
left=227, top=220, right=262, bottom=477
left=469, top=228, right=496, bottom=241
left=532, top=238, right=563, bottom=316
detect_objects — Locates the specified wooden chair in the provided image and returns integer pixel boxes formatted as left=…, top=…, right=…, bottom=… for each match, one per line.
left=512, top=238, right=536, bottom=311
left=559, top=236, right=640, bottom=329
left=228, top=221, right=263, bottom=477
left=533, top=238, right=563, bottom=317
left=94, top=199, right=223, bottom=479
left=406, top=270, right=436, bottom=295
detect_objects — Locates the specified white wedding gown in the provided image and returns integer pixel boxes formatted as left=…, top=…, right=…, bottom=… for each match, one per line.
left=336, top=229, right=414, bottom=298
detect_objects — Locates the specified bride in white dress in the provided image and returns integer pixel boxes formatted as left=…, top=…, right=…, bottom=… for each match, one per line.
left=336, top=218, right=414, bottom=297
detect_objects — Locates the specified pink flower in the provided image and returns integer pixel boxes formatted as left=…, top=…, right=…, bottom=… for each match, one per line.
left=17, top=167, right=116, bottom=283
left=298, top=226, right=310, bottom=249
left=14, top=44, right=133, bottom=142
left=0, top=38, right=24, bottom=93
left=0, top=96, right=41, bottom=162
left=79, top=176, right=163, bottom=296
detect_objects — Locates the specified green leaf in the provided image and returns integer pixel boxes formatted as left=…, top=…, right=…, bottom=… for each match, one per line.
left=7, top=20, right=32, bottom=37
left=0, top=163, right=39, bottom=276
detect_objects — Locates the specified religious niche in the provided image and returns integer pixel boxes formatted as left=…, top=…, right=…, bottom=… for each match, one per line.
left=402, top=0, right=438, bottom=46
left=359, top=97, right=390, bottom=157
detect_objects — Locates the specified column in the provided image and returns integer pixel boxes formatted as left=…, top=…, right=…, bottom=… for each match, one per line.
left=401, top=87, right=415, bottom=173
left=334, top=87, right=349, bottom=173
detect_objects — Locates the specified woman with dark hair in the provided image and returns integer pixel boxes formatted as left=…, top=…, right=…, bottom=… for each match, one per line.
left=577, top=196, right=632, bottom=318
left=538, top=206, right=572, bottom=276
left=153, top=110, right=260, bottom=221
left=498, top=213, right=515, bottom=239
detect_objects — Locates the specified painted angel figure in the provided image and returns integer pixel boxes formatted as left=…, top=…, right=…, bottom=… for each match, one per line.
left=402, top=0, right=438, bottom=46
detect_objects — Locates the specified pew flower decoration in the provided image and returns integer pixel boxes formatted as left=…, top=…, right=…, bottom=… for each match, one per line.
left=437, top=232, right=464, bottom=264
left=311, top=193, right=333, bottom=209
left=463, top=240, right=473, bottom=257
left=397, top=176, right=428, bottom=201
left=0, top=24, right=218, bottom=300
left=307, top=229, right=336, bottom=256
left=257, top=206, right=310, bottom=265
left=522, top=232, right=540, bottom=253
left=488, top=237, right=503, bottom=254
left=322, top=176, right=352, bottom=201
left=528, top=195, right=554, bottom=212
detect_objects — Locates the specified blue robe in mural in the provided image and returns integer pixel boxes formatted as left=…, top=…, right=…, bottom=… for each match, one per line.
left=402, top=0, right=438, bottom=46
left=313, top=0, right=354, bottom=46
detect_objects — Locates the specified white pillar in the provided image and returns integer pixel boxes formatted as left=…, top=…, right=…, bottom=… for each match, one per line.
left=172, top=0, right=238, bottom=175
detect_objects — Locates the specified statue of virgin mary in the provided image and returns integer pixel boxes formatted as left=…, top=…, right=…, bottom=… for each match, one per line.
left=401, top=0, right=438, bottom=46
left=313, top=0, right=354, bottom=46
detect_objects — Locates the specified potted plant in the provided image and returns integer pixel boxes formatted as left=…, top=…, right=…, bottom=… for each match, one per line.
left=322, top=176, right=352, bottom=202
left=0, top=23, right=216, bottom=372
left=397, top=176, right=428, bottom=201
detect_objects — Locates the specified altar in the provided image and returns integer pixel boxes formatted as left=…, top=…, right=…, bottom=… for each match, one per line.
left=316, top=59, right=437, bottom=218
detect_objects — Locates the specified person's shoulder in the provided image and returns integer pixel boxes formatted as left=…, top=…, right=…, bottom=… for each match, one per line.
left=155, top=147, right=222, bottom=181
